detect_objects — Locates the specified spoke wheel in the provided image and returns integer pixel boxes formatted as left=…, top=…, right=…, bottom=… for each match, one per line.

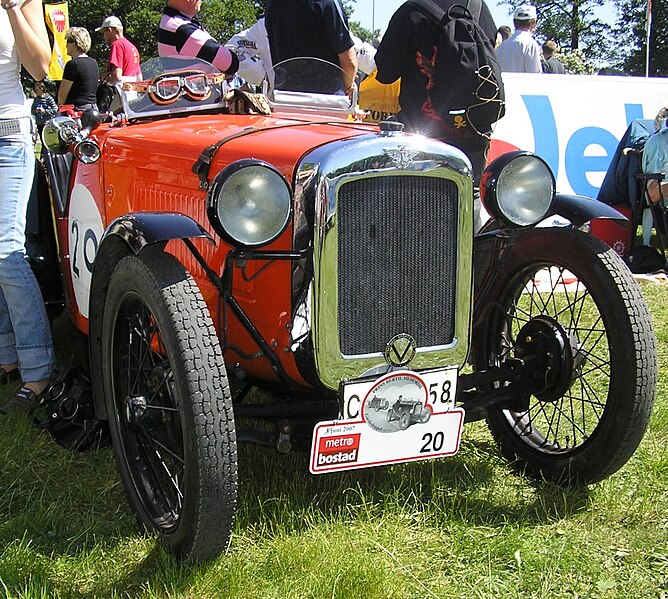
left=102, top=248, right=237, bottom=561
left=473, top=228, right=656, bottom=486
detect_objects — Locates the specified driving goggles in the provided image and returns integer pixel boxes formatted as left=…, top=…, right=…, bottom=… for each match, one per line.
left=123, top=71, right=226, bottom=105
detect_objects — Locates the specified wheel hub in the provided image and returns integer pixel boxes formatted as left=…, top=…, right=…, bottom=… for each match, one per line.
left=514, top=316, right=581, bottom=402
left=124, top=394, right=148, bottom=428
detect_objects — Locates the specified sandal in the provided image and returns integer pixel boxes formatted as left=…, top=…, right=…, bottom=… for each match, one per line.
left=0, top=365, right=20, bottom=386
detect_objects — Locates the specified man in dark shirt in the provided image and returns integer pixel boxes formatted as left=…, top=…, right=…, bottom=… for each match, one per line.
left=541, top=40, right=566, bottom=74
left=264, top=0, right=357, bottom=95
left=375, top=0, right=498, bottom=185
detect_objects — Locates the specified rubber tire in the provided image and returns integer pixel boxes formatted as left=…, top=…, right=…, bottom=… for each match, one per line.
left=473, top=228, right=656, bottom=486
left=101, top=247, right=237, bottom=561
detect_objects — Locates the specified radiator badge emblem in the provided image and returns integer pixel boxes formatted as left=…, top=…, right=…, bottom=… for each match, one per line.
left=383, top=145, right=418, bottom=169
left=385, top=334, right=417, bottom=367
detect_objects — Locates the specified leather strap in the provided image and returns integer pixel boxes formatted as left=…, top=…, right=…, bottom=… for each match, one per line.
left=408, top=0, right=483, bottom=23
left=192, top=120, right=373, bottom=190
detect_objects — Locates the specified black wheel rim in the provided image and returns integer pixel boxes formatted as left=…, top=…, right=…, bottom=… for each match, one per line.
left=493, top=264, right=611, bottom=455
left=112, top=293, right=185, bottom=532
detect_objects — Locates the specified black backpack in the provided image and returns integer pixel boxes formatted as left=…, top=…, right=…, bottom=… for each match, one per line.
left=408, top=0, right=505, bottom=141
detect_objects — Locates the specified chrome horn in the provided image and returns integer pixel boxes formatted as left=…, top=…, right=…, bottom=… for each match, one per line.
left=41, top=109, right=103, bottom=164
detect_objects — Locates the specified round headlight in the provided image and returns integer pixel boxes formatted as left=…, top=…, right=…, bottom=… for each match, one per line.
left=207, top=160, right=292, bottom=247
left=482, top=152, right=555, bottom=227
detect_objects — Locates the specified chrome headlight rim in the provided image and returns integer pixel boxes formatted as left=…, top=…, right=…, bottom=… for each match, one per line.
left=481, top=150, right=555, bottom=228
left=206, top=159, right=292, bottom=248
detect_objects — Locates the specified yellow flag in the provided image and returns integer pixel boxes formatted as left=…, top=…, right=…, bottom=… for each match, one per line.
left=44, top=2, right=70, bottom=81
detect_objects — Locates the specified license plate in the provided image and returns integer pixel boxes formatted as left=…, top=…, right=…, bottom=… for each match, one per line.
left=310, top=368, right=464, bottom=474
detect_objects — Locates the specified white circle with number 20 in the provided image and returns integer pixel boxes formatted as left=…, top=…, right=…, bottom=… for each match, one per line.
left=68, top=183, right=104, bottom=319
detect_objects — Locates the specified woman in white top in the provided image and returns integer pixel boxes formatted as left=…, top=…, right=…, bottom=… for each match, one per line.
left=0, top=0, right=54, bottom=414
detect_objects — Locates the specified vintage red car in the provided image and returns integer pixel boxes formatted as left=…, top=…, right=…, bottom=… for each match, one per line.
left=32, top=56, right=656, bottom=561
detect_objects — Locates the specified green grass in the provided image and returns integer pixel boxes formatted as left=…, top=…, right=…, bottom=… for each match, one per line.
left=1, top=282, right=667, bottom=598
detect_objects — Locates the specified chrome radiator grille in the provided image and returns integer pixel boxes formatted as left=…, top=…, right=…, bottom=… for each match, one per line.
left=337, top=175, right=459, bottom=356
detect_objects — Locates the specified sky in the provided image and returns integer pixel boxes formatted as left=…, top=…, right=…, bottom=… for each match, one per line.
left=350, top=1, right=619, bottom=36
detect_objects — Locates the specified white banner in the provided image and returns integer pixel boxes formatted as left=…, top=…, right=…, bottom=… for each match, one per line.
left=490, top=73, right=668, bottom=197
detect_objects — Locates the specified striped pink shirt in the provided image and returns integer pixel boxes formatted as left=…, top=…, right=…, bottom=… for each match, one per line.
left=157, top=8, right=238, bottom=74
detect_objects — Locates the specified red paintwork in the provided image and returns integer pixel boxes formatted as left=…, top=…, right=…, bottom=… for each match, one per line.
left=61, top=112, right=376, bottom=386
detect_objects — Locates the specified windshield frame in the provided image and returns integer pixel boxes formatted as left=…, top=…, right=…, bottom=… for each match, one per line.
left=263, top=57, right=357, bottom=117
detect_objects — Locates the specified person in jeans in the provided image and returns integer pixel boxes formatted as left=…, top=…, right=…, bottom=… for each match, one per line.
left=0, top=0, right=54, bottom=414
left=58, top=27, right=99, bottom=111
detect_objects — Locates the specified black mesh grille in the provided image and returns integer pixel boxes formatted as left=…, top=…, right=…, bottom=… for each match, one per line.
left=337, top=175, right=459, bottom=356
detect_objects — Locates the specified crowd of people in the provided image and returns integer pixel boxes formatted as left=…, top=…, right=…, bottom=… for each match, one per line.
left=494, top=4, right=566, bottom=74
left=25, top=1, right=568, bottom=128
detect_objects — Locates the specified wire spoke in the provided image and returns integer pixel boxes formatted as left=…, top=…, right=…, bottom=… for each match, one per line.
left=502, top=262, right=614, bottom=454
left=145, top=432, right=185, bottom=466
left=113, top=293, right=186, bottom=530
left=137, top=432, right=183, bottom=514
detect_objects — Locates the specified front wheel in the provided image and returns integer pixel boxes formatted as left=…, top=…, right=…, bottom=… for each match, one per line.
left=473, top=228, right=656, bottom=486
left=101, top=248, right=237, bottom=561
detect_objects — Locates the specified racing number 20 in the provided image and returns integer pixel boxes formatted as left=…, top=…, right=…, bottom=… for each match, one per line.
left=420, top=431, right=445, bottom=453
left=70, top=219, right=99, bottom=278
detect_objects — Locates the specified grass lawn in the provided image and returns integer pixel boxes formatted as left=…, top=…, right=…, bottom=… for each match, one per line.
left=0, top=281, right=666, bottom=598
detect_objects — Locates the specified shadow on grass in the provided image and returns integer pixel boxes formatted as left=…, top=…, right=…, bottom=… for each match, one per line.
left=234, top=435, right=591, bottom=537
left=0, top=312, right=591, bottom=595
left=0, top=409, right=592, bottom=596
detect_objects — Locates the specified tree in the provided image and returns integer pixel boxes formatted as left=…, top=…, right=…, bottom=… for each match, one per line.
left=613, top=0, right=668, bottom=76
left=199, top=0, right=263, bottom=42
left=349, top=22, right=380, bottom=43
left=336, top=0, right=380, bottom=43
left=501, top=0, right=612, bottom=63
left=63, top=0, right=262, bottom=65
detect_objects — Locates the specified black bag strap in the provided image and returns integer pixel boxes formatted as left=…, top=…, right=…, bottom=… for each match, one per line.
left=408, top=0, right=483, bottom=24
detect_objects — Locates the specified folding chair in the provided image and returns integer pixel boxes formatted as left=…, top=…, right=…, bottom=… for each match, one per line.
left=596, top=118, right=668, bottom=264
left=635, top=170, right=668, bottom=261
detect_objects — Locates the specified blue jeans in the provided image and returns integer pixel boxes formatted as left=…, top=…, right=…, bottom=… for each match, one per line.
left=0, top=132, right=53, bottom=382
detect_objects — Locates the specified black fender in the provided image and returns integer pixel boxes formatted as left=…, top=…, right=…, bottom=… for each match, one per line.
left=102, top=212, right=213, bottom=255
left=88, top=212, right=214, bottom=420
left=473, top=194, right=628, bottom=302
left=548, top=193, right=627, bottom=228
